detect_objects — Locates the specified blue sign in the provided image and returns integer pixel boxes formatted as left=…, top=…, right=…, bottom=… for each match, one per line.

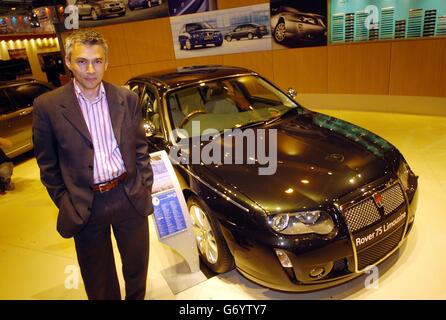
left=153, top=190, right=188, bottom=239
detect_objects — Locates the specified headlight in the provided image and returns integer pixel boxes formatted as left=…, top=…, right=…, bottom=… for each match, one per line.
left=267, top=210, right=335, bottom=235
left=397, top=161, right=411, bottom=191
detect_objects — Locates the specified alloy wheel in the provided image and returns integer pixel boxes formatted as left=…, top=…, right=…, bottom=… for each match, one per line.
left=274, top=22, right=286, bottom=42
left=189, top=205, right=218, bottom=264
left=91, top=9, right=98, bottom=20
left=185, top=39, right=192, bottom=50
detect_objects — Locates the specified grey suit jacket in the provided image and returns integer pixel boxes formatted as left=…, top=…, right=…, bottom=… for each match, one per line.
left=32, top=80, right=153, bottom=238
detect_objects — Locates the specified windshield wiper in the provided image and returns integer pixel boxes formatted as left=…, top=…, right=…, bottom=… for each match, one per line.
left=233, top=119, right=270, bottom=130
left=265, top=107, right=299, bottom=125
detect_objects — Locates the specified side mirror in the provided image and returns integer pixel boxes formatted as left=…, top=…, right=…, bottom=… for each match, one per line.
left=287, top=87, right=297, bottom=99
left=143, top=120, right=157, bottom=138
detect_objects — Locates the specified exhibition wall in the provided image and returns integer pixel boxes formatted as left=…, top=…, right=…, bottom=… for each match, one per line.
left=58, top=0, right=445, bottom=100
left=47, top=0, right=438, bottom=102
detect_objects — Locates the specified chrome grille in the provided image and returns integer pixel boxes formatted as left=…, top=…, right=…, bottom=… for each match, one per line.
left=343, top=199, right=381, bottom=233
left=357, top=224, right=405, bottom=270
left=342, top=183, right=406, bottom=233
left=381, top=183, right=405, bottom=215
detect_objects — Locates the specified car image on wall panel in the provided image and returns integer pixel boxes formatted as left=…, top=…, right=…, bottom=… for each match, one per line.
left=270, top=0, right=327, bottom=49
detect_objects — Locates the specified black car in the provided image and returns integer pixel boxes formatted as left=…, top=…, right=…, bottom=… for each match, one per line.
left=224, top=23, right=268, bottom=41
left=178, top=22, right=223, bottom=50
left=0, top=79, right=53, bottom=158
left=127, top=65, right=418, bottom=292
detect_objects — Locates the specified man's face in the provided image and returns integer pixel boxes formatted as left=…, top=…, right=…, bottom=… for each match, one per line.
left=65, top=43, right=108, bottom=94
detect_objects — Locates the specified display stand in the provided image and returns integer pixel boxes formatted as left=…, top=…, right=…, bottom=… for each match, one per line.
left=150, top=151, right=207, bottom=293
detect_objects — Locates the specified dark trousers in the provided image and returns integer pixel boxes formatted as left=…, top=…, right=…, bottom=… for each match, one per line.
left=74, top=183, right=149, bottom=300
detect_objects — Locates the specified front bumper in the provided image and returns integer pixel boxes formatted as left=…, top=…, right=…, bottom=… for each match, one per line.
left=192, top=35, right=222, bottom=46
left=98, top=7, right=125, bottom=16
left=225, top=178, right=418, bottom=292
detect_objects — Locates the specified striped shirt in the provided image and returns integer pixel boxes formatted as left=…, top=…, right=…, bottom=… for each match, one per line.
left=74, top=80, right=126, bottom=184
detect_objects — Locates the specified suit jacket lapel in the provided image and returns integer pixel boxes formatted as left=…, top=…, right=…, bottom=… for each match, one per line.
left=60, top=81, right=92, bottom=143
left=103, top=81, right=125, bottom=146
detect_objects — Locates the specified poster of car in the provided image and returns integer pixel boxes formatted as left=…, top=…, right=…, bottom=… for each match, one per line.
left=168, top=0, right=217, bottom=16
left=170, top=3, right=272, bottom=59
left=270, top=0, right=327, bottom=49
left=59, top=0, right=169, bottom=31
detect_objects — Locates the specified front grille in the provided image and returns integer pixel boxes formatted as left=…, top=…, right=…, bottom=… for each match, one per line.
left=357, top=224, right=405, bottom=270
left=381, top=183, right=405, bottom=216
left=342, top=183, right=405, bottom=233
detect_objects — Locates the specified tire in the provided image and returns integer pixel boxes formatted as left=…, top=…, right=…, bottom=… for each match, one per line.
left=225, top=35, right=232, bottom=42
left=215, top=40, right=222, bottom=47
left=187, top=196, right=234, bottom=273
left=247, top=32, right=254, bottom=40
left=91, top=9, right=98, bottom=20
left=274, top=21, right=286, bottom=43
left=185, top=39, right=193, bottom=50
left=257, top=34, right=263, bottom=39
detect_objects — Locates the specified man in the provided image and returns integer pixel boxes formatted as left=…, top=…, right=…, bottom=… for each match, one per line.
left=32, top=30, right=153, bottom=300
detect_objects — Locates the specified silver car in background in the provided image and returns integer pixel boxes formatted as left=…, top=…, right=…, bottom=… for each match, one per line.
left=76, top=0, right=126, bottom=20
left=0, top=79, right=52, bottom=158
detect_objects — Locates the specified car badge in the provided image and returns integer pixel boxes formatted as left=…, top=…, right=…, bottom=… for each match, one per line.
left=373, top=192, right=384, bottom=209
left=326, top=153, right=344, bottom=163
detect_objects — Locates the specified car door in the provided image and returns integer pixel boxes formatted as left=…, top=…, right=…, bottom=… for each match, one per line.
left=76, top=0, right=90, bottom=16
left=0, top=88, right=16, bottom=156
left=234, top=26, right=243, bottom=38
left=5, top=83, right=51, bottom=157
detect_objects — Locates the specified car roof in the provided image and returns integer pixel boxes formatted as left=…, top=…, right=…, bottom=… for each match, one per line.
left=128, top=65, right=256, bottom=91
left=0, top=78, right=43, bottom=88
left=278, top=6, right=324, bottom=18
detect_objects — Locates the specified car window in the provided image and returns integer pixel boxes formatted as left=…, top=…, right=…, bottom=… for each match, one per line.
left=142, top=85, right=164, bottom=137
left=6, top=83, right=50, bottom=109
left=0, top=89, right=14, bottom=115
left=129, top=82, right=144, bottom=97
left=166, top=76, right=298, bottom=137
left=186, top=24, right=202, bottom=32
left=299, top=16, right=317, bottom=25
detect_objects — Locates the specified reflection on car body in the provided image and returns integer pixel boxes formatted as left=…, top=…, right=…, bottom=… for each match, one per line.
left=224, top=23, right=268, bottom=41
left=126, top=65, right=418, bottom=292
left=271, top=6, right=326, bottom=44
left=178, top=22, right=223, bottom=50
left=76, top=0, right=126, bottom=20
left=0, top=79, right=52, bottom=158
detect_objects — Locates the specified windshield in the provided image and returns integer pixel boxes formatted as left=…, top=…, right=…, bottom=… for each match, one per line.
left=166, top=75, right=299, bottom=137
left=186, top=22, right=213, bottom=32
